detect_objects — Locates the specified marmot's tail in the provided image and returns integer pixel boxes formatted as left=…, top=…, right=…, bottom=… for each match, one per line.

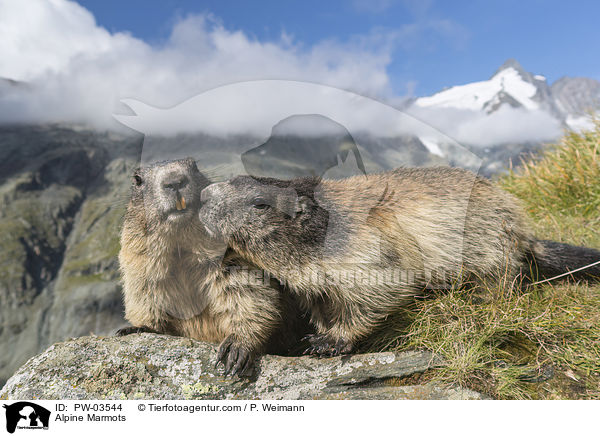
left=530, top=240, right=600, bottom=283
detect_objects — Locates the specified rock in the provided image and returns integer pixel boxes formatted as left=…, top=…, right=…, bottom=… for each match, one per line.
left=0, top=125, right=141, bottom=385
left=0, top=334, right=487, bottom=400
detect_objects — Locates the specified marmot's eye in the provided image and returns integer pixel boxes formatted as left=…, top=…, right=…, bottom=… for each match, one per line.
left=133, top=174, right=143, bottom=186
left=252, top=198, right=270, bottom=210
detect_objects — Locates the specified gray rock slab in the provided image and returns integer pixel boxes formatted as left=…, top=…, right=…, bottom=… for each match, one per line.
left=1, top=334, right=487, bottom=400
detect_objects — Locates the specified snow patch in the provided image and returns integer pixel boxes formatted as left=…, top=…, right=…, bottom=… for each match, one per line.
left=414, top=67, right=539, bottom=112
left=418, top=136, right=445, bottom=157
left=566, top=115, right=595, bottom=132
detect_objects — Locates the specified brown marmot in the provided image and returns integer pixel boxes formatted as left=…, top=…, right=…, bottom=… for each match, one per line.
left=118, top=158, right=309, bottom=375
left=198, top=167, right=600, bottom=356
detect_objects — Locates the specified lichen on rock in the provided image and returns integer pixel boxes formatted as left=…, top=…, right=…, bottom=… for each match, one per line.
left=0, top=334, right=487, bottom=400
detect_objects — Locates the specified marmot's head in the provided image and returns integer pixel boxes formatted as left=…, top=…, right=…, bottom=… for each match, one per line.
left=128, top=158, right=209, bottom=233
left=198, top=175, right=328, bottom=263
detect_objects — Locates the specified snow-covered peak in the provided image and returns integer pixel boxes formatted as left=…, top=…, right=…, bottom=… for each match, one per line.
left=403, top=59, right=599, bottom=172
left=491, top=58, right=529, bottom=78
left=414, top=63, right=542, bottom=113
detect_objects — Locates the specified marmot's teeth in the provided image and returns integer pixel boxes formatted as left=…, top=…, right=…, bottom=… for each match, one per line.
left=175, top=195, right=187, bottom=211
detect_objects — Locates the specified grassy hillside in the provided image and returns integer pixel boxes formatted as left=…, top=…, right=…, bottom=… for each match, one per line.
left=373, top=122, right=600, bottom=399
left=502, top=120, right=600, bottom=248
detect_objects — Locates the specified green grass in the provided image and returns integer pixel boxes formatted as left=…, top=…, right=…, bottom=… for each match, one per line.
left=373, top=121, right=600, bottom=399
left=502, top=119, right=600, bottom=248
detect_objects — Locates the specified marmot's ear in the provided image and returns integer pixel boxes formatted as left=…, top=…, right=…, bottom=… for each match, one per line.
left=132, top=169, right=143, bottom=186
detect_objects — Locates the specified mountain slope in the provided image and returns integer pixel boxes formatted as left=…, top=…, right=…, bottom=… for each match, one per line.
left=413, top=58, right=599, bottom=130
left=408, top=59, right=600, bottom=173
left=416, top=60, right=538, bottom=112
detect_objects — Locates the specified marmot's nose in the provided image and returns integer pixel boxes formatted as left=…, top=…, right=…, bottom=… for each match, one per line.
left=161, top=172, right=189, bottom=191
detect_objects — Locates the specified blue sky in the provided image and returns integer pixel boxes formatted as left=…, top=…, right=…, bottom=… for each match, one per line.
left=78, top=0, right=600, bottom=96
left=0, top=0, right=598, bottom=133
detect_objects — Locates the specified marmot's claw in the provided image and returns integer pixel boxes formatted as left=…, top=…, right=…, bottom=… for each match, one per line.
left=229, top=347, right=252, bottom=376
left=115, top=325, right=158, bottom=336
left=302, top=334, right=353, bottom=357
left=216, top=336, right=233, bottom=367
left=217, top=335, right=254, bottom=377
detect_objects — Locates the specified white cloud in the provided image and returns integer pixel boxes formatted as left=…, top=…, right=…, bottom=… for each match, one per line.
left=407, top=105, right=562, bottom=147
left=0, top=0, right=564, bottom=151
left=0, top=0, right=397, bottom=128
left=0, top=0, right=117, bottom=80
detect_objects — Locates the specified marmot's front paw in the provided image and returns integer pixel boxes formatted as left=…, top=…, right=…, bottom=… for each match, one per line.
left=302, top=334, right=353, bottom=357
left=216, top=335, right=255, bottom=377
left=115, top=325, right=158, bottom=336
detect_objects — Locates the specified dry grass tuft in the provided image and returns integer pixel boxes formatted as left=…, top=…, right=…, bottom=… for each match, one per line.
left=367, top=121, right=600, bottom=399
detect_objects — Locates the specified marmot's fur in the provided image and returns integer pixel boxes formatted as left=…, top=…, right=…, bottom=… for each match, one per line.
left=118, top=158, right=308, bottom=375
left=198, top=167, right=600, bottom=356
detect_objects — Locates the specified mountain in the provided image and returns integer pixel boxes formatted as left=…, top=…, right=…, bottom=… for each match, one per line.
left=0, top=78, right=22, bottom=87
left=413, top=58, right=599, bottom=130
left=408, top=59, right=600, bottom=175
left=0, top=125, right=141, bottom=388
left=0, top=77, right=28, bottom=94
left=552, top=76, right=600, bottom=129
left=1, top=60, right=599, bottom=386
